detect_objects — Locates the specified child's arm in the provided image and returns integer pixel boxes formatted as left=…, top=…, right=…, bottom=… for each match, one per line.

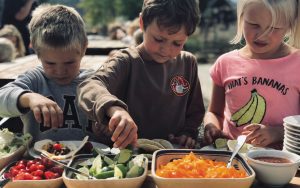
left=106, top=106, right=138, bottom=149
left=18, top=92, right=63, bottom=128
left=204, top=84, right=229, bottom=145
left=242, top=124, right=284, bottom=147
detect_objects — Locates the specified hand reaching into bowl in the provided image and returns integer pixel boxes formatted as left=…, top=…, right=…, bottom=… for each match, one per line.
left=242, top=124, right=284, bottom=147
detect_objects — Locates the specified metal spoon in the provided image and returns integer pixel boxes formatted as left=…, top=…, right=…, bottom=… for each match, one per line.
left=226, top=135, right=247, bottom=168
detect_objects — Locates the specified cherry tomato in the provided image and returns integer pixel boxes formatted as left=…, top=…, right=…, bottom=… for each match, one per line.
left=9, top=167, right=19, bottom=177
left=15, top=163, right=26, bottom=170
left=28, top=164, right=38, bottom=172
left=49, top=166, right=64, bottom=175
left=53, top=143, right=62, bottom=151
left=23, top=172, right=34, bottom=180
left=44, top=171, right=59, bottom=179
left=26, top=160, right=35, bottom=168
left=36, top=164, right=45, bottom=171
left=31, top=170, right=44, bottom=177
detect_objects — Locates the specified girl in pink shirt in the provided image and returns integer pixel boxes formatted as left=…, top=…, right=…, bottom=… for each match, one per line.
left=204, top=0, right=300, bottom=148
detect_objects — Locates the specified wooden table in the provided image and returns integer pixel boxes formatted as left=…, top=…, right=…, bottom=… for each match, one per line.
left=86, top=35, right=129, bottom=55
left=0, top=54, right=108, bottom=86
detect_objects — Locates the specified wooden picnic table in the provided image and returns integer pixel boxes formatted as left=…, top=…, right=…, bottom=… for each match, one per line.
left=0, top=54, right=108, bottom=86
left=86, top=35, right=129, bottom=55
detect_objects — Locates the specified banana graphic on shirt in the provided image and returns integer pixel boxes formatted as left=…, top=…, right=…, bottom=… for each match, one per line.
left=231, top=89, right=266, bottom=127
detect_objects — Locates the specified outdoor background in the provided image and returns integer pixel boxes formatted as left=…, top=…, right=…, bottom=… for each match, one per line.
left=0, top=0, right=240, bottom=63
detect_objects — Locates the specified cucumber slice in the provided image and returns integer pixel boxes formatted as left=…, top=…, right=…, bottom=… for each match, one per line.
left=76, top=167, right=90, bottom=180
left=126, top=165, right=144, bottom=178
left=95, top=170, right=114, bottom=179
left=117, top=149, right=132, bottom=164
left=214, top=138, right=228, bottom=149
left=89, top=154, right=102, bottom=175
left=114, top=164, right=128, bottom=179
left=103, top=155, right=114, bottom=166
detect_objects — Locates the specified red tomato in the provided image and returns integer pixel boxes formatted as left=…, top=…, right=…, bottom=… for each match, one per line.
left=15, top=163, right=26, bottom=170
left=16, top=160, right=27, bottom=166
left=53, top=143, right=62, bottom=151
left=14, top=172, right=25, bottom=180
left=31, top=170, right=44, bottom=177
left=50, top=166, right=64, bottom=175
left=28, top=164, right=38, bottom=172
left=23, top=172, right=34, bottom=180
left=44, top=171, right=59, bottom=179
left=9, top=167, right=20, bottom=177
left=26, top=160, right=35, bottom=168
left=36, top=164, right=45, bottom=171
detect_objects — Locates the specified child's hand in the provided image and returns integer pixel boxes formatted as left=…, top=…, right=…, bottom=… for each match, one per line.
left=242, top=124, right=284, bottom=147
left=107, top=106, right=138, bottom=149
left=19, top=92, right=63, bottom=128
left=204, top=123, right=229, bottom=145
left=168, top=134, right=196, bottom=149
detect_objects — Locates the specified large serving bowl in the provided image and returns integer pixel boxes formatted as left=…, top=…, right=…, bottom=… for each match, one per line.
left=0, top=159, right=63, bottom=188
left=151, top=149, right=255, bottom=188
left=246, top=150, right=300, bottom=187
left=63, top=154, right=148, bottom=188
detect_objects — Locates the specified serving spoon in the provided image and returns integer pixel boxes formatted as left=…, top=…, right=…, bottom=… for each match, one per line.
left=226, top=135, right=247, bottom=168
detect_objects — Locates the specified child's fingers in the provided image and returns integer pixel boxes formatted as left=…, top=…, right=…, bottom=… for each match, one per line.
left=49, top=106, right=59, bottom=128
left=110, top=120, right=125, bottom=142
left=41, top=106, right=51, bottom=127
left=184, top=137, right=195, bottom=149
left=108, top=116, right=120, bottom=132
left=56, top=106, right=63, bottom=127
left=32, top=106, right=42, bottom=124
left=113, top=122, right=132, bottom=147
left=114, top=127, right=137, bottom=149
left=243, top=124, right=261, bottom=132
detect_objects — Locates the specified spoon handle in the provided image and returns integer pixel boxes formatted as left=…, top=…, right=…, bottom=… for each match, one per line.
left=227, top=135, right=246, bottom=168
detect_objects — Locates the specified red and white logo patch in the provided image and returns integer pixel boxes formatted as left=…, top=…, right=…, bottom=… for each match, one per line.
left=170, top=76, right=190, bottom=96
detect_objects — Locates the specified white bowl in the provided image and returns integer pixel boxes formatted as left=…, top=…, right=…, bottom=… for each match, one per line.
left=227, top=140, right=254, bottom=155
left=152, top=149, right=255, bottom=188
left=284, top=125, right=300, bottom=134
left=246, top=150, right=300, bottom=187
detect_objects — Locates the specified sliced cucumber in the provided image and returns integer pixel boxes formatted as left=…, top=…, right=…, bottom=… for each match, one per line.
left=89, top=154, right=102, bottom=175
left=76, top=167, right=90, bottom=180
left=114, top=164, right=128, bottom=179
left=95, top=170, right=114, bottom=179
left=214, top=138, right=228, bottom=149
left=117, top=149, right=132, bottom=164
left=103, top=155, right=114, bottom=166
left=126, top=165, right=144, bottom=178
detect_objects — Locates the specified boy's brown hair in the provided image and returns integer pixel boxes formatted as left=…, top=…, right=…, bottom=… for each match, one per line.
left=28, top=4, right=87, bottom=55
left=141, top=0, right=200, bottom=36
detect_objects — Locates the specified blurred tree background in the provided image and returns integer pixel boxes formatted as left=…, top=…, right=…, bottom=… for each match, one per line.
left=0, top=0, right=238, bottom=63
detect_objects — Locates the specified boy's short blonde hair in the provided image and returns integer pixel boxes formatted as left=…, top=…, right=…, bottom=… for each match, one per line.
left=231, top=0, right=300, bottom=48
left=0, top=25, right=25, bottom=57
left=0, top=38, right=16, bottom=62
left=29, top=4, right=87, bottom=55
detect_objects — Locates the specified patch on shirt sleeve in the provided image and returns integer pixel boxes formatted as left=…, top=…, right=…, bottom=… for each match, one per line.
left=170, top=75, right=190, bottom=96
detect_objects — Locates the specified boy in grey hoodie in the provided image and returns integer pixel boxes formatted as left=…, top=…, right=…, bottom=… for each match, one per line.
left=0, top=4, right=96, bottom=142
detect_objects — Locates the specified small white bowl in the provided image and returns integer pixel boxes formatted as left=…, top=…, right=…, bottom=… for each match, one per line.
left=283, top=115, right=300, bottom=128
left=246, top=150, right=300, bottom=187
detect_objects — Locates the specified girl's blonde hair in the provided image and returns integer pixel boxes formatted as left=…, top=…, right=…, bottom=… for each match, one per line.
left=29, top=4, right=87, bottom=55
left=0, top=38, right=16, bottom=62
left=0, top=25, right=25, bottom=57
left=231, top=0, right=300, bottom=48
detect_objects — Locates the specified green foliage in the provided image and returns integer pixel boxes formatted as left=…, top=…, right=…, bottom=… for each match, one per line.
left=78, top=0, right=143, bottom=28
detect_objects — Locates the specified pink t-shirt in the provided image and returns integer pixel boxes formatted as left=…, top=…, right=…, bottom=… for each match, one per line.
left=210, top=50, right=300, bottom=139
